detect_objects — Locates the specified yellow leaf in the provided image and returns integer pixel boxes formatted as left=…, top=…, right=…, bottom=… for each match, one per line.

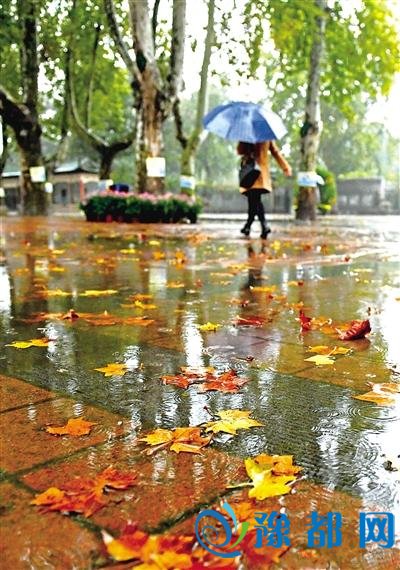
left=133, top=300, right=157, bottom=309
left=353, top=383, right=399, bottom=406
left=197, top=322, right=221, bottom=332
left=304, top=355, right=335, bottom=366
left=6, top=338, right=52, bottom=349
left=170, top=442, right=203, bottom=454
left=80, top=289, right=118, bottom=297
left=308, top=345, right=350, bottom=356
left=119, top=248, right=137, bottom=254
left=245, top=459, right=294, bottom=500
left=205, top=409, right=263, bottom=435
left=250, top=285, right=277, bottom=293
left=138, top=429, right=174, bottom=446
left=94, top=363, right=128, bottom=377
left=45, top=289, right=71, bottom=297
left=30, top=487, right=66, bottom=506
left=46, top=418, right=97, bottom=436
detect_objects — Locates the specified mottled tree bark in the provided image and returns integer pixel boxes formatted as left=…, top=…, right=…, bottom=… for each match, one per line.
left=128, top=0, right=186, bottom=193
left=0, top=0, right=47, bottom=215
left=175, top=0, right=215, bottom=180
left=296, top=0, right=327, bottom=221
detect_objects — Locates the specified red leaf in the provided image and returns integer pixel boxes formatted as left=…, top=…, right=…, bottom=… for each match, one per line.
left=234, top=315, right=265, bottom=327
left=299, top=310, right=312, bottom=331
left=338, top=319, right=371, bottom=340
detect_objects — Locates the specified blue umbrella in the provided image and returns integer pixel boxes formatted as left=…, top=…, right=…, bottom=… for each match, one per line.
left=203, top=101, right=287, bottom=143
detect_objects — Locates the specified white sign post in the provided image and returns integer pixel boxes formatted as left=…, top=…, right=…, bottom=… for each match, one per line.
left=29, top=166, right=46, bottom=183
left=146, top=157, right=166, bottom=178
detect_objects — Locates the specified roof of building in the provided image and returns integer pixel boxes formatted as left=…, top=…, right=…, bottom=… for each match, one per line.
left=2, top=160, right=98, bottom=179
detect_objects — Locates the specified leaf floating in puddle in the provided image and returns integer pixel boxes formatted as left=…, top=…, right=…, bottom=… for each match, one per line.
left=298, top=310, right=312, bottom=331
left=6, top=338, right=54, bottom=349
left=139, top=427, right=211, bottom=454
left=79, top=289, right=118, bottom=297
left=353, top=382, right=400, bottom=406
left=205, top=410, right=264, bottom=435
left=307, top=345, right=350, bottom=355
left=234, top=315, right=265, bottom=327
left=245, top=454, right=302, bottom=500
left=31, top=466, right=137, bottom=517
left=338, top=319, right=371, bottom=340
left=197, top=321, right=222, bottom=332
left=61, top=309, right=80, bottom=321
left=94, top=363, right=128, bottom=377
left=45, top=418, right=97, bottom=436
left=304, top=355, right=335, bottom=366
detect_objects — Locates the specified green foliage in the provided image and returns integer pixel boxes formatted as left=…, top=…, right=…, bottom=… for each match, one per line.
left=80, top=193, right=202, bottom=223
left=245, top=0, right=400, bottom=119
left=316, top=165, right=336, bottom=207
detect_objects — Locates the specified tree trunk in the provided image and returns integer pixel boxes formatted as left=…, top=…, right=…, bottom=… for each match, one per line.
left=176, top=0, right=215, bottom=181
left=138, top=96, right=164, bottom=193
left=19, top=134, right=47, bottom=215
left=296, top=0, right=327, bottom=221
left=129, top=0, right=186, bottom=194
left=10, top=0, right=47, bottom=215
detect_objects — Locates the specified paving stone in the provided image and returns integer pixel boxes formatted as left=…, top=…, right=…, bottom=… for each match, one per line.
left=0, top=482, right=103, bottom=569
left=0, top=397, right=128, bottom=473
left=0, top=374, right=55, bottom=412
left=22, top=440, right=246, bottom=533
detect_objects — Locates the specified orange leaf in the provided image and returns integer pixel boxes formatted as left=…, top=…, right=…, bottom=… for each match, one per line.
left=45, top=418, right=97, bottom=436
left=338, top=319, right=371, bottom=340
left=234, top=315, right=265, bottom=327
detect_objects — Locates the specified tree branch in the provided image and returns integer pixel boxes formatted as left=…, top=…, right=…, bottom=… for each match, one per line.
left=152, top=0, right=161, bottom=42
left=83, top=23, right=102, bottom=128
left=168, top=0, right=186, bottom=100
left=66, top=50, right=106, bottom=153
left=103, top=0, right=138, bottom=81
left=173, top=98, right=187, bottom=148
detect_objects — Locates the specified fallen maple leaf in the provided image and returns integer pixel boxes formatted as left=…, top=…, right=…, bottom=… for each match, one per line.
left=79, top=289, right=118, bottom=297
left=84, top=311, right=119, bottom=326
left=250, top=285, right=277, bottom=293
left=234, top=315, right=265, bottom=327
left=139, top=427, right=211, bottom=454
left=205, top=410, right=264, bottom=435
left=31, top=466, right=137, bottom=517
left=197, top=322, right=222, bottom=332
left=353, top=382, right=400, bottom=406
left=61, top=309, right=80, bottom=321
left=304, top=355, right=335, bottom=366
left=6, top=338, right=54, bottom=349
left=102, top=525, right=194, bottom=567
left=198, top=370, right=249, bottom=393
left=245, top=454, right=302, bottom=500
left=45, top=418, right=97, bottom=436
left=161, top=374, right=191, bottom=389
left=308, top=345, right=351, bottom=356
left=338, top=319, right=371, bottom=340
left=166, top=281, right=185, bottom=288
left=94, top=363, right=128, bottom=377
left=299, top=310, right=312, bottom=331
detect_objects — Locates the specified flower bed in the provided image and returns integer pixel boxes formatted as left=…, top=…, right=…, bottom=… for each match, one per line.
left=80, top=192, right=202, bottom=223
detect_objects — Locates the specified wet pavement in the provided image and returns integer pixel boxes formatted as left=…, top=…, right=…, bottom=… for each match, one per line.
left=0, top=215, right=399, bottom=569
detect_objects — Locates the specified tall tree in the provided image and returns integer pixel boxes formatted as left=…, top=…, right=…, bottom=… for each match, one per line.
left=244, top=0, right=400, bottom=220
left=297, top=0, right=327, bottom=220
left=65, top=3, right=134, bottom=180
left=0, top=0, right=47, bottom=214
left=104, top=0, right=186, bottom=193
left=174, top=0, right=216, bottom=182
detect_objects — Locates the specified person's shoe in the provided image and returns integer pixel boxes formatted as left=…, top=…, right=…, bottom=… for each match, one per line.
left=260, top=225, right=271, bottom=239
left=240, top=224, right=251, bottom=236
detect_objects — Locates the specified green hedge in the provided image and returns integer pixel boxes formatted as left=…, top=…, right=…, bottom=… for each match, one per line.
left=80, top=192, right=202, bottom=223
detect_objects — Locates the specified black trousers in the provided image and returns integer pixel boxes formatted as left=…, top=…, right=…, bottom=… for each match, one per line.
left=244, top=190, right=266, bottom=226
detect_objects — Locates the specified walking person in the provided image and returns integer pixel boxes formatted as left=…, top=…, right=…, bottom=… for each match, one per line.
left=237, top=141, right=292, bottom=238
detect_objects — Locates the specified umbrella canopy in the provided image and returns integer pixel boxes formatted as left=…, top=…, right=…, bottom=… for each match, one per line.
left=203, top=101, right=287, bottom=143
